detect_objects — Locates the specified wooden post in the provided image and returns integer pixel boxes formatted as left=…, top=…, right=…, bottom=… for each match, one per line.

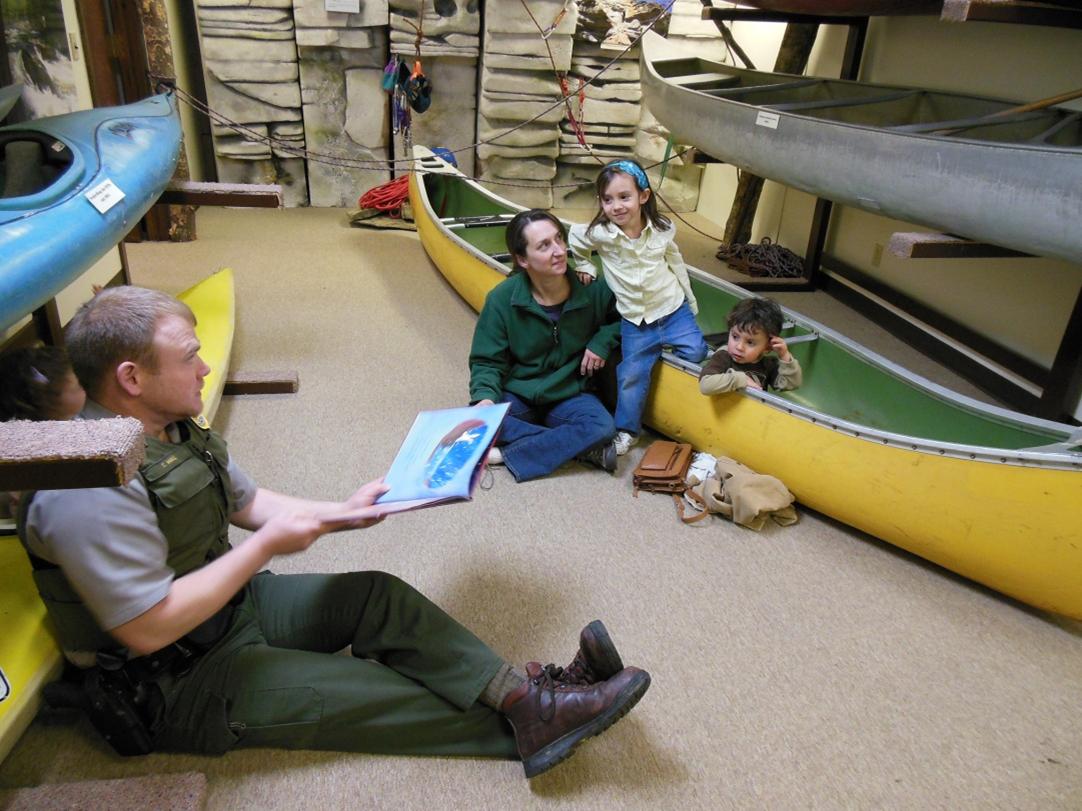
left=136, top=0, right=197, bottom=241
left=722, top=24, right=819, bottom=246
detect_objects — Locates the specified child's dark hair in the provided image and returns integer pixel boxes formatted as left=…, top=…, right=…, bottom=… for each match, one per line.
left=727, top=297, right=784, bottom=338
left=0, top=345, right=76, bottom=421
left=587, top=159, right=672, bottom=235
left=505, top=209, right=567, bottom=271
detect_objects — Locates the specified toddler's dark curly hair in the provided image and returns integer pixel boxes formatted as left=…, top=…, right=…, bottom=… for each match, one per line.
left=726, top=297, right=784, bottom=338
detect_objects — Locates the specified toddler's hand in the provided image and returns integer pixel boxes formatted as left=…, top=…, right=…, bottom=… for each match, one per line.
left=745, top=377, right=763, bottom=391
left=576, top=271, right=594, bottom=286
left=769, top=336, right=792, bottom=362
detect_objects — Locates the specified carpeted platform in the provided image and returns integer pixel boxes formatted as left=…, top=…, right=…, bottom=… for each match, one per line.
left=0, top=771, right=206, bottom=810
left=2, top=208, right=1079, bottom=810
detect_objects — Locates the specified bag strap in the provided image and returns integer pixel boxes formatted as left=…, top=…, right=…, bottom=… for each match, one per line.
left=673, top=490, right=710, bottom=525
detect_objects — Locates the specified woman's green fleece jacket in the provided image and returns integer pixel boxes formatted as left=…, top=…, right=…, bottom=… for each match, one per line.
left=469, top=270, right=620, bottom=407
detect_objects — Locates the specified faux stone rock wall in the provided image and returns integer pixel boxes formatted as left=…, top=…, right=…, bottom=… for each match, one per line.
left=295, top=0, right=390, bottom=206
left=196, top=0, right=309, bottom=206
left=476, top=0, right=577, bottom=209
left=477, top=0, right=715, bottom=212
left=192, top=0, right=722, bottom=209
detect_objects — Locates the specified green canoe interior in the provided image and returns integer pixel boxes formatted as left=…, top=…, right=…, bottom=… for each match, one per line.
left=421, top=172, right=1064, bottom=451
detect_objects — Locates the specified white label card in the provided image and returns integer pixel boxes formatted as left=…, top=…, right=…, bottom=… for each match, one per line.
left=325, top=0, right=360, bottom=12
left=756, top=111, right=780, bottom=130
left=85, top=178, right=126, bottom=214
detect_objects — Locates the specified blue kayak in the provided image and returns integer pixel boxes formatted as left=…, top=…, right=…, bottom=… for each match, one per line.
left=0, top=93, right=181, bottom=331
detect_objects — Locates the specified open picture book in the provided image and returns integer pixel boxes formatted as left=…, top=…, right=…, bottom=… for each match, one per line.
left=336, top=403, right=510, bottom=518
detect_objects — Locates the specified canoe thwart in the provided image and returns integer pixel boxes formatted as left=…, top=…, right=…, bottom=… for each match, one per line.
left=887, top=232, right=1032, bottom=260
left=442, top=214, right=516, bottom=229
left=160, top=180, right=283, bottom=208
left=223, top=370, right=299, bottom=395
left=1019, top=428, right=1082, bottom=454
left=0, top=418, right=144, bottom=491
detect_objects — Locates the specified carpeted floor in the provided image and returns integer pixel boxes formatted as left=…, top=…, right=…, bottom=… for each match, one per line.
left=1, top=207, right=1080, bottom=809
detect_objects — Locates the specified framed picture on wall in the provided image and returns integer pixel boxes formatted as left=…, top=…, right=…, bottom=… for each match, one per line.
left=1, top=0, right=79, bottom=122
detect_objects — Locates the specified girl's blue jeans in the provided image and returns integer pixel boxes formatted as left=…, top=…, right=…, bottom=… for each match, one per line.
left=615, top=300, right=707, bottom=435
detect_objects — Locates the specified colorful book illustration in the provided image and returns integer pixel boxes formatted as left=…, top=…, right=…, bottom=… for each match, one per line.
left=368, top=403, right=509, bottom=515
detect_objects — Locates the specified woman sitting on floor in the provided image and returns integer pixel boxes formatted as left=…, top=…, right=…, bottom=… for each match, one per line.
left=469, top=209, right=621, bottom=482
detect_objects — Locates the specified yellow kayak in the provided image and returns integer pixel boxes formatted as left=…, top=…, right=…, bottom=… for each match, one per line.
left=0, top=268, right=235, bottom=763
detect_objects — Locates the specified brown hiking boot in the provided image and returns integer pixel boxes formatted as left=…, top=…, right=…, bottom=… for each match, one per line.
left=502, top=661, right=651, bottom=778
left=551, top=620, right=625, bottom=685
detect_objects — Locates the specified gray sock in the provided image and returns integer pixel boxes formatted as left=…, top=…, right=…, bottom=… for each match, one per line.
left=478, top=663, right=526, bottom=711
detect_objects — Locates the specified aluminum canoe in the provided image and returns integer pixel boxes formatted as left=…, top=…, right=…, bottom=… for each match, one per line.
left=640, top=31, right=1082, bottom=264
left=408, top=145, right=1082, bottom=619
left=0, top=93, right=182, bottom=332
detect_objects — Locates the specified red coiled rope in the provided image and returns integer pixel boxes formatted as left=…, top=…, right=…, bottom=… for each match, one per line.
left=358, top=175, right=410, bottom=217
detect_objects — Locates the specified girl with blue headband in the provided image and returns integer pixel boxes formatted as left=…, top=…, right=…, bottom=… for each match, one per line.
left=568, top=159, right=707, bottom=457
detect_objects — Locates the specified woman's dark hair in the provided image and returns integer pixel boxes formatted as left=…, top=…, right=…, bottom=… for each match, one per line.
left=726, top=297, right=784, bottom=338
left=587, top=159, right=671, bottom=235
left=0, top=345, right=75, bottom=421
left=505, top=209, right=568, bottom=270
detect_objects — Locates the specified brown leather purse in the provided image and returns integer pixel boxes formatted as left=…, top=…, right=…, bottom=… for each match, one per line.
left=632, top=440, right=707, bottom=524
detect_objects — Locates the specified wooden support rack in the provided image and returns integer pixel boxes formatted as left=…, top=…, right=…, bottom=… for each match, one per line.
left=887, top=232, right=1033, bottom=259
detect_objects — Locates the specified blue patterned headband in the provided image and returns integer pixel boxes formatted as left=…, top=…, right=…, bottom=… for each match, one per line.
left=606, top=160, right=649, bottom=191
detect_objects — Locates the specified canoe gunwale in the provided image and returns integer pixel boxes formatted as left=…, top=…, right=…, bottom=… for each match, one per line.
left=411, top=147, right=1081, bottom=470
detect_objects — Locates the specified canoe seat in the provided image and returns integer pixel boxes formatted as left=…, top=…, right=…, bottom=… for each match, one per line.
left=442, top=214, right=515, bottom=230
left=672, top=73, right=741, bottom=91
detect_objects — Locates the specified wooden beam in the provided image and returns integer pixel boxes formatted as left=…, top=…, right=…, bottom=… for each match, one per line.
left=159, top=181, right=283, bottom=208
left=941, top=0, right=1082, bottom=29
left=223, top=370, right=300, bottom=396
left=887, top=232, right=1033, bottom=259
left=0, top=419, right=145, bottom=491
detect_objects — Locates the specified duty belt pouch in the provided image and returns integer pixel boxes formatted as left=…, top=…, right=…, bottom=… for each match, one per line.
left=82, top=661, right=157, bottom=756
left=632, top=441, right=707, bottom=524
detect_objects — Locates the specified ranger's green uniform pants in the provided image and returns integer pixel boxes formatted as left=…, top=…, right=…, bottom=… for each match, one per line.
left=152, top=570, right=518, bottom=758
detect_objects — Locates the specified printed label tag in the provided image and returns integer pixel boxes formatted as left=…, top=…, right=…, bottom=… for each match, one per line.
left=85, top=179, right=125, bottom=214
left=325, top=0, right=359, bottom=12
left=755, top=111, right=780, bottom=130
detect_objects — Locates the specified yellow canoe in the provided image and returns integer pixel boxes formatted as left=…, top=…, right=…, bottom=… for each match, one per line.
left=409, top=146, right=1082, bottom=619
left=0, top=268, right=235, bottom=763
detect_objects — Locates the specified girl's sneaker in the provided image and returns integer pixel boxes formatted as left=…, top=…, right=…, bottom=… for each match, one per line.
left=487, top=447, right=504, bottom=466
left=613, top=431, right=637, bottom=456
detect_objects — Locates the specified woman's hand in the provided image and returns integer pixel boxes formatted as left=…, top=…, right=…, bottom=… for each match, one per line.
left=580, top=349, right=606, bottom=377
left=576, top=271, right=594, bottom=286
left=474, top=398, right=495, bottom=407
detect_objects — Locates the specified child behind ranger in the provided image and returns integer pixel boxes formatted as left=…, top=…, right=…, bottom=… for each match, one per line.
left=569, top=159, right=708, bottom=456
left=0, top=345, right=87, bottom=519
left=699, top=297, right=802, bottom=395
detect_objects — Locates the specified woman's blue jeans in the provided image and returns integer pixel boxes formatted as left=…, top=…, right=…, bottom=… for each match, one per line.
left=615, top=300, right=707, bottom=435
left=497, top=391, right=616, bottom=482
